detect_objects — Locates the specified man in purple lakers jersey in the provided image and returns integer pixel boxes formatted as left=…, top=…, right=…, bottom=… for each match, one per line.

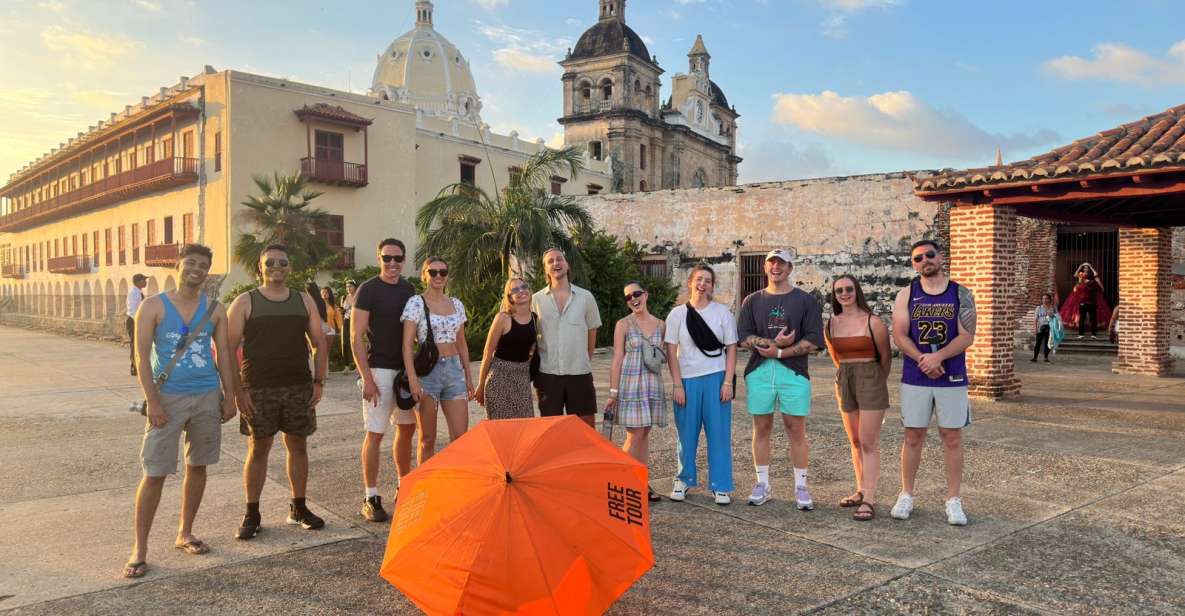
left=890, top=240, right=976, bottom=526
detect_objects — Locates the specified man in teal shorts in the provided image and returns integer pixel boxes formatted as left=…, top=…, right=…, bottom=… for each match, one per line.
left=737, top=249, right=824, bottom=509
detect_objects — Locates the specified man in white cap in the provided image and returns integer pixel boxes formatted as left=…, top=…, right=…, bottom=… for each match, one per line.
left=736, top=249, right=824, bottom=509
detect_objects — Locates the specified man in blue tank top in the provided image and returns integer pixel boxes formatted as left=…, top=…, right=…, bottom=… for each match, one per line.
left=890, top=239, right=976, bottom=526
left=123, top=244, right=237, bottom=579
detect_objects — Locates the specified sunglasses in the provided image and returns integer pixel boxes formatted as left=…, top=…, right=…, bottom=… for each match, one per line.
left=508, top=285, right=530, bottom=296
left=427, top=268, right=449, bottom=278
left=834, top=285, right=855, bottom=295
left=624, top=290, right=646, bottom=301
left=264, top=258, right=289, bottom=268
left=912, top=250, right=937, bottom=263
left=380, top=254, right=405, bottom=263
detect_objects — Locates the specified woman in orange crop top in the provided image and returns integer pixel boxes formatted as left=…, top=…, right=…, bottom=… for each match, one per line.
left=823, top=275, right=891, bottom=521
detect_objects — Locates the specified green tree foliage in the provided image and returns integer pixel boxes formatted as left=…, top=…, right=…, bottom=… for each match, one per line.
left=573, top=228, right=678, bottom=346
left=233, top=172, right=338, bottom=278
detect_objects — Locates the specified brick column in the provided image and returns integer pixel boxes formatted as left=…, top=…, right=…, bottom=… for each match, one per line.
left=1113, top=227, right=1175, bottom=376
left=948, top=203, right=1021, bottom=399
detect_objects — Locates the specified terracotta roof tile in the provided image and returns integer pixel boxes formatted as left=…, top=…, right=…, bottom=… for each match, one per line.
left=293, top=103, right=373, bottom=127
left=915, top=104, right=1185, bottom=193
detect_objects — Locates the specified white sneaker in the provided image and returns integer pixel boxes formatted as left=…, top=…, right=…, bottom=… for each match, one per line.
left=669, top=479, right=688, bottom=502
left=945, top=497, right=968, bottom=526
left=890, top=492, right=915, bottom=520
left=714, top=491, right=731, bottom=506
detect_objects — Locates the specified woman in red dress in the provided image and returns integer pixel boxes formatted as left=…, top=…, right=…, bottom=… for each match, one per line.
left=1059, top=263, right=1111, bottom=339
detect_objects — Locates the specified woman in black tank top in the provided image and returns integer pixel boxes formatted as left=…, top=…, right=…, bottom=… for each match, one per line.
left=476, top=277, right=538, bottom=419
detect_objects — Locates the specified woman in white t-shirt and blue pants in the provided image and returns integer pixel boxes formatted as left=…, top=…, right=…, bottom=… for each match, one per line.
left=665, top=263, right=739, bottom=505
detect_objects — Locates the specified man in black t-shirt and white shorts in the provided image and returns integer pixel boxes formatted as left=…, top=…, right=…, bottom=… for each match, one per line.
left=352, top=238, right=417, bottom=523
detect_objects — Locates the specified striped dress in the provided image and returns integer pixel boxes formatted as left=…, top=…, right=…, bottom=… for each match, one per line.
left=617, top=317, right=667, bottom=428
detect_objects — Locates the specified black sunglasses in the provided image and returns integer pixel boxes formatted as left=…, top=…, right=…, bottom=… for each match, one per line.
left=912, top=250, right=937, bottom=263
left=427, top=268, right=449, bottom=278
left=508, top=284, right=530, bottom=296
left=624, top=290, right=646, bottom=301
left=264, top=258, right=289, bottom=268
left=834, top=285, right=855, bottom=295
left=380, top=254, right=406, bottom=263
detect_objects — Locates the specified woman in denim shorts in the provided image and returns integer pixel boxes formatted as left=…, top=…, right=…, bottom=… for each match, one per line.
left=401, top=256, right=473, bottom=464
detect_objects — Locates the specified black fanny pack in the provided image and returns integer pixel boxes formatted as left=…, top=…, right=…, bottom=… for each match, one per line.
left=685, top=304, right=724, bottom=357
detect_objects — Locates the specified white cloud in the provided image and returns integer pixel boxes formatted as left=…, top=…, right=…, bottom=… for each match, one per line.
left=546, top=132, right=565, bottom=149
left=821, top=15, right=847, bottom=39
left=1042, top=40, right=1185, bottom=86
left=771, top=90, right=1058, bottom=160
left=37, top=0, right=66, bottom=13
left=40, top=25, right=141, bottom=68
left=473, top=0, right=509, bottom=10
left=180, top=35, right=207, bottom=47
left=478, top=23, right=570, bottom=75
left=132, top=0, right=162, bottom=12
left=738, top=140, right=838, bottom=183
left=818, top=0, right=902, bottom=12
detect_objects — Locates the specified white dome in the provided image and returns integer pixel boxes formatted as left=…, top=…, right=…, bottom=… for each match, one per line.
left=370, top=1, right=482, bottom=122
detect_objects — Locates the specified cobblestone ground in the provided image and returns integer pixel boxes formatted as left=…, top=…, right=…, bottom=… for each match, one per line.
left=2, top=325, right=1184, bottom=615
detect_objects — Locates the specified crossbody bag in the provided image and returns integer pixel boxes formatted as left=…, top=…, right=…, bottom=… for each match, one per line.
left=130, top=298, right=219, bottom=415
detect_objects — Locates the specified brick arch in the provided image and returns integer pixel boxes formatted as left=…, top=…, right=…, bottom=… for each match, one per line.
left=82, top=281, right=93, bottom=319
left=104, top=280, right=116, bottom=318
left=146, top=276, right=160, bottom=296
left=93, top=280, right=104, bottom=319
left=71, top=281, right=81, bottom=318
left=118, top=279, right=129, bottom=319
left=53, top=281, right=63, bottom=317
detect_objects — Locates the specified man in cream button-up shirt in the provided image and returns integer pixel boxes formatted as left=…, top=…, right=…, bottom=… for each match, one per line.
left=532, top=248, right=601, bottom=427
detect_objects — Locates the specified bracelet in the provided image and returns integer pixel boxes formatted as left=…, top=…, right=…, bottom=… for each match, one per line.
left=609, top=388, right=619, bottom=394
left=313, top=378, right=324, bottom=385
left=777, top=347, right=783, bottom=359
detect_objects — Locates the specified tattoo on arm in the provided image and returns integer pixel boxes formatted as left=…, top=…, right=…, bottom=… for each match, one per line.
left=958, top=285, right=977, bottom=335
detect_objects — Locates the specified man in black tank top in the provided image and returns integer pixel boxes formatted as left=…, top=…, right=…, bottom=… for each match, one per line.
left=227, top=245, right=329, bottom=540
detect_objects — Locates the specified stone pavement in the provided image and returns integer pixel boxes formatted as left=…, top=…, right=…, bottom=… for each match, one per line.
left=1, top=324, right=1184, bottom=615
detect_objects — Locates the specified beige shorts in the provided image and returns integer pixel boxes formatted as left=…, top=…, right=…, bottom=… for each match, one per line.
left=364, top=368, right=417, bottom=433
left=835, top=362, right=889, bottom=412
left=140, top=390, right=223, bottom=476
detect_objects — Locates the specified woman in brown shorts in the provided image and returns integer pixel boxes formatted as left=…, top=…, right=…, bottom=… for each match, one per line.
left=475, top=277, right=537, bottom=419
left=823, top=275, right=891, bottom=520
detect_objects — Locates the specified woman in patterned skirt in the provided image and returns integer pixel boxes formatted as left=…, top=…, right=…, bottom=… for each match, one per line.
left=476, top=277, right=537, bottom=419
left=606, top=281, right=666, bottom=501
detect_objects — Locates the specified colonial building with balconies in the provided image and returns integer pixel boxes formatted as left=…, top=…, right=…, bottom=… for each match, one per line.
left=0, top=0, right=612, bottom=336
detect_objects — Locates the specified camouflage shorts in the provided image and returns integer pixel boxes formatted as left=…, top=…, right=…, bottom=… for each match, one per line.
left=239, top=383, right=317, bottom=439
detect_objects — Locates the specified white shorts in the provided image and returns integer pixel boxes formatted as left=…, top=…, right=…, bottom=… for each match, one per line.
left=900, top=384, right=970, bottom=429
left=364, top=368, right=416, bottom=433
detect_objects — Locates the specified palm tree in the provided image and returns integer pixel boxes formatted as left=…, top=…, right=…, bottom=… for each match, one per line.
left=416, top=146, right=594, bottom=289
left=234, top=172, right=334, bottom=275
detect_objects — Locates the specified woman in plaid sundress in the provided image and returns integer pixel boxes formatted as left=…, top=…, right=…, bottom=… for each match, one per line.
left=606, top=281, right=667, bottom=502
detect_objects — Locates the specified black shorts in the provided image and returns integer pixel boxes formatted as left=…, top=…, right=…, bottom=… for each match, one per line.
left=535, top=373, right=597, bottom=416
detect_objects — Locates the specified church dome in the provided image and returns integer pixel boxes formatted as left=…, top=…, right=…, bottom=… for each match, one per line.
left=570, top=20, right=651, bottom=63
left=370, top=1, right=482, bottom=121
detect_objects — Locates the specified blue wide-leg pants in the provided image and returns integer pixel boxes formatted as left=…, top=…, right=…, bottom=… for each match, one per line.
left=674, top=370, right=733, bottom=493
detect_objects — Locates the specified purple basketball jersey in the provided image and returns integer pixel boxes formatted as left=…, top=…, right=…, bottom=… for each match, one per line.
left=902, top=278, right=967, bottom=387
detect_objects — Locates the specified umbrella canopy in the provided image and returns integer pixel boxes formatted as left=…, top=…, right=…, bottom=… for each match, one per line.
left=381, top=415, right=654, bottom=615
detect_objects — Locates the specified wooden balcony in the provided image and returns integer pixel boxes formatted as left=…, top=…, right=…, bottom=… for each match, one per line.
left=47, top=255, right=91, bottom=274
left=144, top=243, right=179, bottom=268
left=301, top=158, right=367, bottom=187
left=1, top=264, right=25, bottom=279
left=331, top=246, right=355, bottom=270
left=0, top=157, right=199, bottom=232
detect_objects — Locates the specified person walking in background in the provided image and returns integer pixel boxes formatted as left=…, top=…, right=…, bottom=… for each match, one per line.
left=532, top=248, right=601, bottom=428
left=665, top=263, right=737, bottom=505
left=321, top=287, right=343, bottom=365
left=341, top=280, right=358, bottom=370
left=122, top=245, right=236, bottom=579
left=227, top=245, right=328, bottom=540
left=476, top=277, right=537, bottom=420
left=1059, top=263, right=1110, bottom=339
left=352, top=239, right=417, bottom=523
left=605, top=281, right=666, bottom=503
left=891, top=240, right=976, bottom=526
left=401, top=257, right=473, bottom=463
left=736, top=250, right=824, bottom=510
left=1032, top=293, right=1054, bottom=363
left=823, top=275, right=891, bottom=521
left=126, top=273, right=148, bottom=376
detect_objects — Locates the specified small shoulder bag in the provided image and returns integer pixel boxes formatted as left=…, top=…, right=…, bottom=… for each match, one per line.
left=412, top=295, right=440, bottom=377
left=130, top=298, right=218, bottom=415
left=633, top=316, right=667, bottom=374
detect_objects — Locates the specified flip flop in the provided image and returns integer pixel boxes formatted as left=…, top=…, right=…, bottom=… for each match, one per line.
left=121, top=561, right=148, bottom=578
left=174, top=540, right=210, bottom=555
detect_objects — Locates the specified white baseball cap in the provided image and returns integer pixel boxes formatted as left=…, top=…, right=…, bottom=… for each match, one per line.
left=765, top=249, right=793, bottom=263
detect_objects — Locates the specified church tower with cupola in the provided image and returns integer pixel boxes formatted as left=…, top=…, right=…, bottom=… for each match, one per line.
left=559, top=2, right=740, bottom=192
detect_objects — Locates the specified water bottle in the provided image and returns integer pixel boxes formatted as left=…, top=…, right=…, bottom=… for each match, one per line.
left=601, top=410, right=614, bottom=440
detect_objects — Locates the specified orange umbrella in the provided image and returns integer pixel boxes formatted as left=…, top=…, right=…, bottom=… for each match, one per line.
left=381, top=415, right=654, bottom=616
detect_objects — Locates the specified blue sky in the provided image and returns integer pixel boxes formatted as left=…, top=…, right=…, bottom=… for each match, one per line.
left=4, top=0, right=1185, bottom=183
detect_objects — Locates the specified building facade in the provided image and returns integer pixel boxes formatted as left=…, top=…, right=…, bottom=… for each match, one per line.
left=0, top=0, right=611, bottom=337
left=559, top=0, right=740, bottom=193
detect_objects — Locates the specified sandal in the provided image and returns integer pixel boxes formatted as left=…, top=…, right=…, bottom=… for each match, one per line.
left=648, top=488, right=662, bottom=502
left=174, top=540, right=210, bottom=555
left=839, top=491, right=864, bottom=508
left=121, top=561, right=148, bottom=578
left=853, top=502, right=875, bottom=521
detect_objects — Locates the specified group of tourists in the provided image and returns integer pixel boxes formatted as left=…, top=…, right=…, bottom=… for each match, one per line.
left=121, top=237, right=978, bottom=580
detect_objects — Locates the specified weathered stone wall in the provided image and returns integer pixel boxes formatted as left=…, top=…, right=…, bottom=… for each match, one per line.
left=1172, top=229, right=1184, bottom=356
left=574, top=172, right=940, bottom=316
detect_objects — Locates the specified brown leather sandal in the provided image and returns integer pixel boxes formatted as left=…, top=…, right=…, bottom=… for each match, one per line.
left=839, top=491, right=864, bottom=507
left=852, top=502, right=875, bottom=521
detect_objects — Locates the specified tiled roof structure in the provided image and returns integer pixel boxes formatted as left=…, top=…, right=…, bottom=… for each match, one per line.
left=915, top=104, right=1185, bottom=194
left=293, top=103, right=373, bottom=127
